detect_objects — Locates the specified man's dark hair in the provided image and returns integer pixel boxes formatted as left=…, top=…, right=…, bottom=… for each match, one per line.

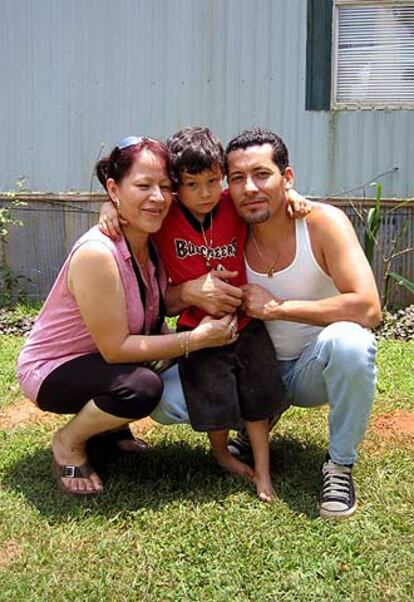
left=166, top=127, right=224, bottom=187
left=224, top=128, right=289, bottom=174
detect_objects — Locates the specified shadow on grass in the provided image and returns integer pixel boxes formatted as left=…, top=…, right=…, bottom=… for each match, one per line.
left=2, top=435, right=325, bottom=521
left=270, top=436, right=325, bottom=518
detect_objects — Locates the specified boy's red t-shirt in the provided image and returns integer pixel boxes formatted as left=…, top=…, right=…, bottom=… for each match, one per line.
left=153, top=189, right=250, bottom=330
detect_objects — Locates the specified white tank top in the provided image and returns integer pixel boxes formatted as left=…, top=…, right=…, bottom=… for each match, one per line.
left=246, top=218, right=339, bottom=360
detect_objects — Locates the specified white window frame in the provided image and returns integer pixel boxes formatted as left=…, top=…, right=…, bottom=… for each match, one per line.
left=332, top=0, right=414, bottom=110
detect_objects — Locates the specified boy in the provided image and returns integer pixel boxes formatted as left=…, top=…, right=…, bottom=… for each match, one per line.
left=100, top=127, right=301, bottom=502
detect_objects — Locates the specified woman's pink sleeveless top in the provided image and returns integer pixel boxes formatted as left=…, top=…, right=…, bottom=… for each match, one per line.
left=17, top=226, right=166, bottom=402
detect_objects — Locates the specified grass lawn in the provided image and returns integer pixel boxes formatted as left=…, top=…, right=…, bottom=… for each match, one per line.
left=0, top=336, right=413, bottom=601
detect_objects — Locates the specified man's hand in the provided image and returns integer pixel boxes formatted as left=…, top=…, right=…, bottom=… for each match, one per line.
left=166, top=270, right=243, bottom=317
left=241, top=284, right=282, bottom=320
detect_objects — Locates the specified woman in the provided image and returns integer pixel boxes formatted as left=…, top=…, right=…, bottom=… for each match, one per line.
left=17, top=136, right=237, bottom=496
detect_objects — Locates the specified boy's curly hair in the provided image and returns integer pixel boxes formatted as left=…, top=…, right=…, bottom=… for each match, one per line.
left=166, top=127, right=224, bottom=187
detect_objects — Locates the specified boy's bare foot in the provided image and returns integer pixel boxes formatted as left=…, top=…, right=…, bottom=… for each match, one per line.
left=253, top=472, right=275, bottom=503
left=52, top=429, right=103, bottom=495
left=214, top=449, right=254, bottom=480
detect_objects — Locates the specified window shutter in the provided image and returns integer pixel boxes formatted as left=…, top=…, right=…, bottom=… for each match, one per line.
left=306, top=0, right=334, bottom=110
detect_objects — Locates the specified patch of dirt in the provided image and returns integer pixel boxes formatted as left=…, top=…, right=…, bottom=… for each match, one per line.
left=0, top=398, right=61, bottom=429
left=0, top=398, right=157, bottom=437
left=130, top=416, right=157, bottom=437
left=0, top=539, right=23, bottom=570
left=371, top=410, right=414, bottom=440
left=364, top=410, right=414, bottom=455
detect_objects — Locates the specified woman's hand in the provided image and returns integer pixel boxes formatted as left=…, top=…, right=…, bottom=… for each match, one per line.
left=191, top=314, right=238, bottom=350
left=98, top=201, right=126, bottom=239
left=286, top=189, right=312, bottom=218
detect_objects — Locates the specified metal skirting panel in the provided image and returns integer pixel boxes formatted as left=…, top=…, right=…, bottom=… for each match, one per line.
left=1, top=196, right=412, bottom=307
left=0, top=198, right=99, bottom=300
left=328, top=203, right=414, bottom=308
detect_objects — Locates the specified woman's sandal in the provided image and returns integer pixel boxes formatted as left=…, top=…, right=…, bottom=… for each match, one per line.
left=52, top=457, right=102, bottom=497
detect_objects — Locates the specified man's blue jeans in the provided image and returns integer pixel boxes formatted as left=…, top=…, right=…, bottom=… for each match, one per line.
left=151, top=321, right=377, bottom=466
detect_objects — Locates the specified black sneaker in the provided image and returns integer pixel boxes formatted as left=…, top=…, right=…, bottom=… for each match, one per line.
left=227, top=409, right=286, bottom=459
left=226, top=428, right=252, bottom=459
left=319, top=460, right=357, bottom=519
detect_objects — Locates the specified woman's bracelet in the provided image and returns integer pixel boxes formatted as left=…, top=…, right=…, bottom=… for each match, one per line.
left=177, top=332, right=190, bottom=358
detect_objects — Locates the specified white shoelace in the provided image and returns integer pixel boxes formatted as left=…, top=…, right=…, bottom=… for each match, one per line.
left=322, top=461, right=352, bottom=502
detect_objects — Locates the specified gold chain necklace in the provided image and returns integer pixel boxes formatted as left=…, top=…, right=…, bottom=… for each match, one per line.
left=200, top=213, right=214, bottom=270
left=251, top=235, right=279, bottom=278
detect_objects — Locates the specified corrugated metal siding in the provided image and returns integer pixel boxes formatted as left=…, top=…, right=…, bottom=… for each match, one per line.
left=1, top=0, right=413, bottom=197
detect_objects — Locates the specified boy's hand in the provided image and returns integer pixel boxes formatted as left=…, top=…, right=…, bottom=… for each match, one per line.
left=190, top=270, right=243, bottom=316
left=286, top=189, right=312, bottom=218
left=175, top=270, right=243, bottom=317
left=99, top=201, right=127, bottom=239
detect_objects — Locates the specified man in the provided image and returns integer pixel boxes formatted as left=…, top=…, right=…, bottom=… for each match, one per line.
left=165, top=128, right=381, bottom=519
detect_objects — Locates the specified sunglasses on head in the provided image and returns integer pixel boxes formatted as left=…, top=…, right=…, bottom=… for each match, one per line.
left=116, top=135, right=156, bottom=150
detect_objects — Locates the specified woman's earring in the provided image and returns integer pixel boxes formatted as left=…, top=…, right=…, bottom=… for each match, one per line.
left=113, top=197, right=120, bottom=211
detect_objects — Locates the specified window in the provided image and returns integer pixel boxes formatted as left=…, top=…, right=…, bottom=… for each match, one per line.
left=306, top=1, right=414, bottom=110
left=332, top=1, right=414, bottom=108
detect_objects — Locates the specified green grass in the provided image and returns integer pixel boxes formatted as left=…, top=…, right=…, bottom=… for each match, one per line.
left=0, top=335, right=25, bottom=406
left=0, top=337, right=413, bottom=601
